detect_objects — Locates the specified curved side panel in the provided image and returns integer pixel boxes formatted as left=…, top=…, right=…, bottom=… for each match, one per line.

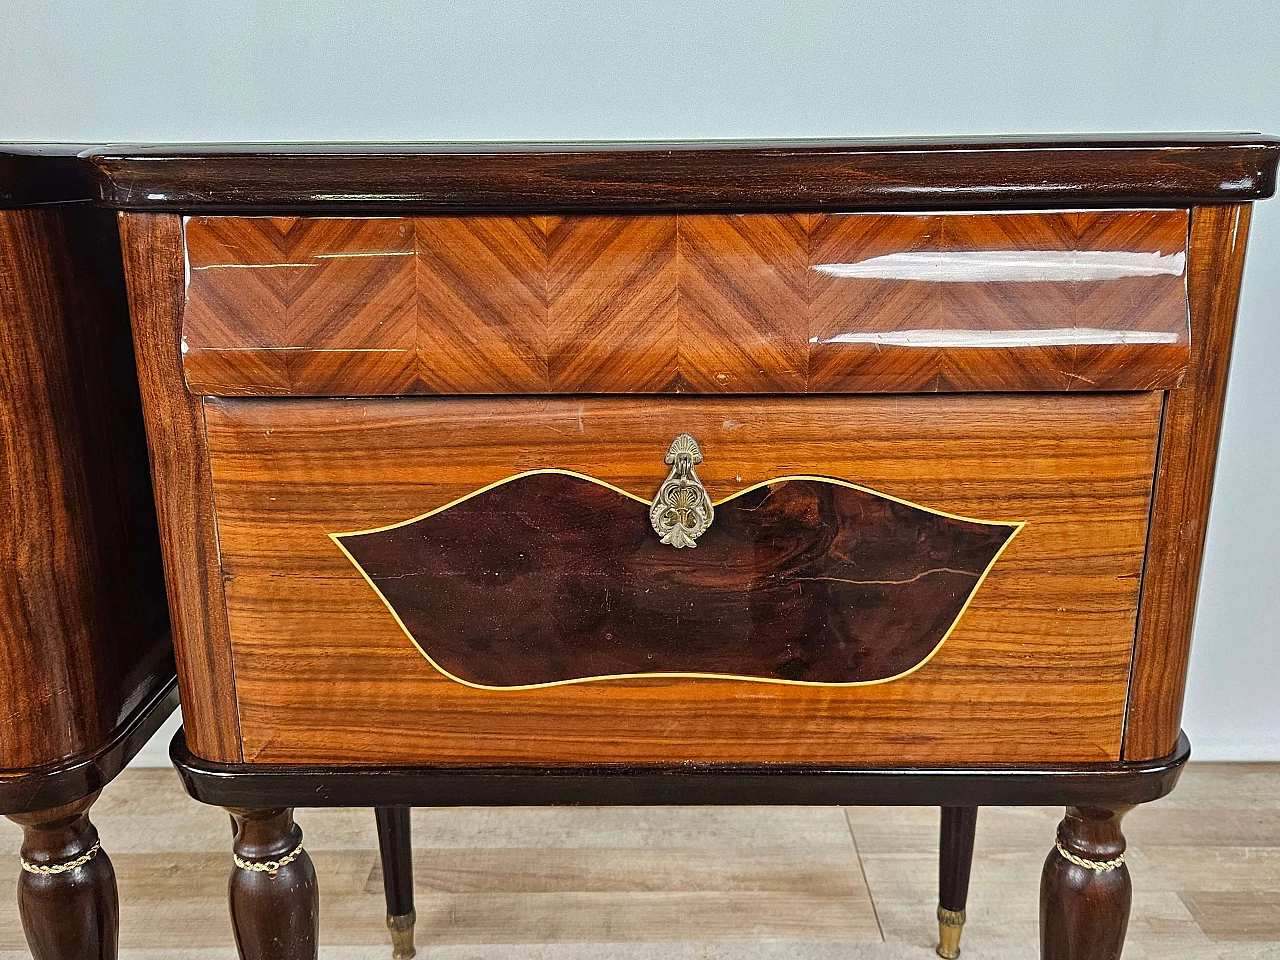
left=0, top=204, right=171, bottom=773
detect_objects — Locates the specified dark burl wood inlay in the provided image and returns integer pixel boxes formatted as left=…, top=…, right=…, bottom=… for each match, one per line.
left=334, top=472, right=1020, bottom=688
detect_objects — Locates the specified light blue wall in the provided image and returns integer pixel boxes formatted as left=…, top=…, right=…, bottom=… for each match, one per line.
left=4, top=0, right=1277, bottom=762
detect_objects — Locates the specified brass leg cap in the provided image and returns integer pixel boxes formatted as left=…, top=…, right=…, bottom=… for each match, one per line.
left=936, top=905, right=966, bottom=959
left=387, top=909, right=416, bottom=960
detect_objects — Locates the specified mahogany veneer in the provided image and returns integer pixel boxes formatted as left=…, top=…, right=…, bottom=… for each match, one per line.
left=90, top=137, right=1279, bottom=960
left=1, top=148, right=174, bottom=960
left=0, top=152, right=173, bottom=793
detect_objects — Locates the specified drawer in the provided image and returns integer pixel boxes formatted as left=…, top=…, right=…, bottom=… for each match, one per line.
left=203, top=392, right=1161, bottom=766
left=182, top=209, right=1190, bottom=396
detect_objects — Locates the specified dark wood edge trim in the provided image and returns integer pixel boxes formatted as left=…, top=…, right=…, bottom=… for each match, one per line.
left=0, top=671, right=179, bottom=815
left=0, top=148, right=97, bottom=207
left=85, top=137, right=1280, bottom=212
left=171, top=728, right=1189, bottom=809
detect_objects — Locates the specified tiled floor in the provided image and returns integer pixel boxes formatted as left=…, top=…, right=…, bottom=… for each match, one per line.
left=3, top=764, right=1280, bottom=958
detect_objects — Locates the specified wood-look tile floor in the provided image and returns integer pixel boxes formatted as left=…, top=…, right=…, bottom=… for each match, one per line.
left=3, top=763, right=1279, bottom=958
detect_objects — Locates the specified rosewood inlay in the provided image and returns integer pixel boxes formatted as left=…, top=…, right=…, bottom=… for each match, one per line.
left=332, top=471, right=1021, bottom=689
left=181, top=210, right=1191, bottom=396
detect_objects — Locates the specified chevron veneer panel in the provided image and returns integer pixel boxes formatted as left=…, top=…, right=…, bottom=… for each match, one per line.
left=182, top=209, right=1190, bottom=396
left=546, top=215, right=679, bottom=392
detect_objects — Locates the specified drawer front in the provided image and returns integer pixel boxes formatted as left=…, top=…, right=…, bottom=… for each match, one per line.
left=203, top=392, right=1161, bottom=766
left=183, top=210, right=1190, bottom=397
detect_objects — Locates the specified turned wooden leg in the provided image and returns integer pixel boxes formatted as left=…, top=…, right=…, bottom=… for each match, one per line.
left=375, top=806, right=416, bottom=959
left=227, top=808, right=318, bottom=960
left=1040, top=805, right=1133, bottom=960
left=937, top=805, right=978, bottom=958
left=6, top=792, right=118, bottom=960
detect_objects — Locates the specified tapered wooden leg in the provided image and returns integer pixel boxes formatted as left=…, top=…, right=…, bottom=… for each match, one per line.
left=227, top=808, right=318, bottom=960
left=375, top=806, right=416, bottom=959
left=7, top=792, right=118, bottom=960
left=1040, top=805, right=1132, bottom=960
left=937, top=805, right=978, bottom=958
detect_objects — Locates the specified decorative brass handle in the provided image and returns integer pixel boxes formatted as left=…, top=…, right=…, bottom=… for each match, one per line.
left=650, top=434, right=714, bottom=548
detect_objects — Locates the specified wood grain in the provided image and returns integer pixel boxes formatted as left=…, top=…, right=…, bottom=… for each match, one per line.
left=546, top=215, right=678, bottom=392
left=181, top=210, right=1191, bottom=396
left=1123, top=205, right=1252, bottom=761
left=6, top=792, right=119, bottom=960
left=0, top=204, right=170, bottom=773
left=84, top=135, right=1280, bottom=213
left=202, top=393, right=1161, bottom=767
left=415, top=215, right=547, bottom=393
left=1039, top=805, right=1133, bottom=960
left=117, top=212, right=242, bottom=763
left=12, top=763, right=1279, bottom=953
left=807, top=210, right=1191, bottom=392
left=227, top=807, right=318, bottom=960
left=335, top=473, right=1019, bottom=687
left=676, top=213, right=809, bottom=392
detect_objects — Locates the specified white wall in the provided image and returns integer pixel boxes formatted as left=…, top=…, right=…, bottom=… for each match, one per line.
left=4, top=0, right=1277, bottom=763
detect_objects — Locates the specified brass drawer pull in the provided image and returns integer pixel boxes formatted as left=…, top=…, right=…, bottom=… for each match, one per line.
left=650, top=434, right=714, bottom=548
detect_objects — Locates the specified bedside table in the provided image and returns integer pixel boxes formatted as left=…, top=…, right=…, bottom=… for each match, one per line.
left=88, top=135, right=1279, bottom=960
left=1, top=147, right=175, bottom=960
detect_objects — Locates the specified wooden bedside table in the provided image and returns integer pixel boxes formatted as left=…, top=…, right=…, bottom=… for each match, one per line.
left=0, top=147, right=175, bottom=960
left=88, top=136, right=1279, bottom=960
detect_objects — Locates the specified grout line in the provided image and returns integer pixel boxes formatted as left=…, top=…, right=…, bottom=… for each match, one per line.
left=845, top=807, right=885, bottom=943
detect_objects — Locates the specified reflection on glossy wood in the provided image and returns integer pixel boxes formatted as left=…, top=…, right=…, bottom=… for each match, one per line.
left=86, top=135, right=1280, bottom=212
left=181, top=210, right=1190, bottom=396
left=1123, top=204, right=1252, bottom=760
left=202, top=393, right=1159, bottom=766
left=0, top=205, right=169, bottom=773
left=335, top=472, right=1020, bottom=688
left=807, top=210, right=1190, bottom=392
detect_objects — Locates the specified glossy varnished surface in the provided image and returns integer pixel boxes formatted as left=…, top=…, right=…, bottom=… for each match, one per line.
left=335, top=473, right=1019, bottom=688
left=0, top=679, right=177, bottom=814
left=171, top=729, right=1189, bottom=809
left=1123, top=205, right=1253, bottom=760
left=201, top=393, right=1160, bottom=766
left=107, top=144, right=1272, bottom=777
left=0, top=204, right=170, bottom=776
left=87, top=135, right=1280, bottom=212
left=40, top=754, right=1280, bottom=956
left=182, top=210, right=1191, bottom=395
left=1040, top=806, right=1133, bottom=959
left=0, top=146, right=95, bottom=207
left=8, top=793, right=120, bottom=960
left=118, top=213, right=242, bottom=763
